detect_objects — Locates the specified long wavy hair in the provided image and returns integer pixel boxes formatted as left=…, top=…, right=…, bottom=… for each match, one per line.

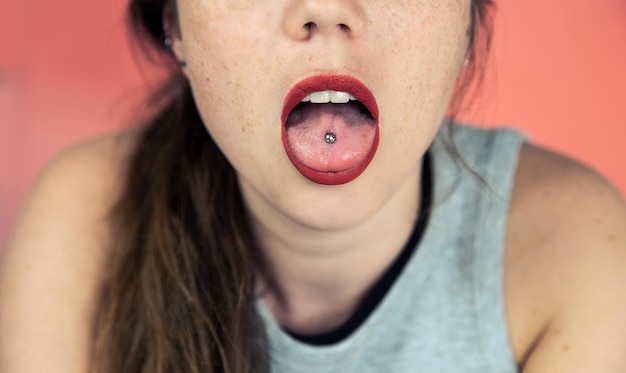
left=92, top=1, right=494, bottom=372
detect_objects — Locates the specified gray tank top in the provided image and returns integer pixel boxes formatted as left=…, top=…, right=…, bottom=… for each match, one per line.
left=257, top=125, right=526, bottom=373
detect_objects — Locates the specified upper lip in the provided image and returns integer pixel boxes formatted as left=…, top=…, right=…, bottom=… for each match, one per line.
left=281, top=74, right=379, bottom=125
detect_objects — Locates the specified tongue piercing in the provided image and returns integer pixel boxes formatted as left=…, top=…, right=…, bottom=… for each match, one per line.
left=325, top=132, right=337, bottom=144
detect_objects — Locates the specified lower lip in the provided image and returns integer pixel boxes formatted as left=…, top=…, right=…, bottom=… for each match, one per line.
left=281, top=75, right=380, bottom=186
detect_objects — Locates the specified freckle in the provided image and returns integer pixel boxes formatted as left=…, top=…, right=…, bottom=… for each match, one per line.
left=607, top=235, right=616, bottom=242
left=553, top=328, right=562, bottom=335
left=563, top=345, right=570, bottom=352
left=530, top=307, right=539, bottom=315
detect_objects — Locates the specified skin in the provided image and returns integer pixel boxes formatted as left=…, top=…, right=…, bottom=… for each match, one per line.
left=1, top=0, right=626, bottom=372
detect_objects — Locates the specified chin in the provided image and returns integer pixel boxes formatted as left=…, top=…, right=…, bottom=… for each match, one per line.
left=238, top=167, right=388, bottom=233
left=287, top=201, right=378, bottom=233
left=277, top=170, right=399, bottom=233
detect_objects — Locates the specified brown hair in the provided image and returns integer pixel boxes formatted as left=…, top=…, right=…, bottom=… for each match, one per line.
left=92, top=1, right=494, bottom=372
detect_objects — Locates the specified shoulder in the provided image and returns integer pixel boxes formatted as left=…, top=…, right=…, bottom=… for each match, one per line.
left=505, top=143, right=626, bottom=371
left=0, top=130, right=139, bottom=372
left=6, top=130, right=139, bottom=248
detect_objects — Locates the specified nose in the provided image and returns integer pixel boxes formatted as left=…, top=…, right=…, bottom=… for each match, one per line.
left=283, top=0, right=366, bottom=41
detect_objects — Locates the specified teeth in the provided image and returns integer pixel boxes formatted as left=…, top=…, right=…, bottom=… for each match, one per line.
left=330, top=91, right=351, bottom=103
left=301, top=90, right=359, bottom=104
left=309, top=90, right=330, bottom=103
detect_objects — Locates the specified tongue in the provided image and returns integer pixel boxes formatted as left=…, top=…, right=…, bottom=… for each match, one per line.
left=285, top=103, right=377, bottom=172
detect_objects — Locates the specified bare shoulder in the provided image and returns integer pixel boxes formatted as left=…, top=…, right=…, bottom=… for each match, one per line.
left=0, top=130, right=139, bottom=372
left=505, top=143, right=626, bottom=372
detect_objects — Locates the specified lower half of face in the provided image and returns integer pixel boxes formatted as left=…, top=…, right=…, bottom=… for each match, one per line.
left=175, top=0, right=471, bottom=231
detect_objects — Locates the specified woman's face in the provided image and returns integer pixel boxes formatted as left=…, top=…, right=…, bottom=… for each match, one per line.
left=172, top=0, right=471, bottom=231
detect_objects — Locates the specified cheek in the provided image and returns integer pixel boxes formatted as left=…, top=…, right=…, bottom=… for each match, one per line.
left=381, top=3, right=470, bottom=112
left=180, top=11, right=274, bottom=150
left=400, top=7, right=468, bottom=87
left=375, top=2, right=470, bottom=160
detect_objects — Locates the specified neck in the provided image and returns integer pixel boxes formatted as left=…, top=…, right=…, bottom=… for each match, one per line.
left=243, top=164, right=424, bottom=335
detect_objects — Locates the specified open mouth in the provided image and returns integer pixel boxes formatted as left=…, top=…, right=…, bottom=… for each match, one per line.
left=281, top=75, right=380, bottom=185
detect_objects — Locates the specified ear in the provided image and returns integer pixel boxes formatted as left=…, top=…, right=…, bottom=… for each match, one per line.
left=163, top=4, right=187, bottom=69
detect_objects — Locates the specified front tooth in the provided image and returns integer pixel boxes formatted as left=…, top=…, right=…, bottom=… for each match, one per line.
left=330, top=91, right=351, bottom=104
left=309, top=90, right=331, bottom=103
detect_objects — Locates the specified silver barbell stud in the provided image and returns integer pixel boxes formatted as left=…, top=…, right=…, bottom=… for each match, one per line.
left=325, top=132, right=337, bottom=144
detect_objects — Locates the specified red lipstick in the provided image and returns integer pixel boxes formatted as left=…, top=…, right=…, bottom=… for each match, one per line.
left=281, top=74, right=380, bottom=186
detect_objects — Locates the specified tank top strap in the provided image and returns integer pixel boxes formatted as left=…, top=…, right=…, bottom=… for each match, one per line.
left=432, top=124, right=527, bottom=372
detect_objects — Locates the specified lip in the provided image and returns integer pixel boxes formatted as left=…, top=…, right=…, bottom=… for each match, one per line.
left=281, top=74, right=380, bottom=186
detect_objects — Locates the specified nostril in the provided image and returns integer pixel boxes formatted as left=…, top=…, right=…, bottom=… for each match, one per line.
left=284, top=2, right=366, bottom=41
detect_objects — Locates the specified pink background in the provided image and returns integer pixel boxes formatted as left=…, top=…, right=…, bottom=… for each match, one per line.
left=1, top=1, right=626, bottom=248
